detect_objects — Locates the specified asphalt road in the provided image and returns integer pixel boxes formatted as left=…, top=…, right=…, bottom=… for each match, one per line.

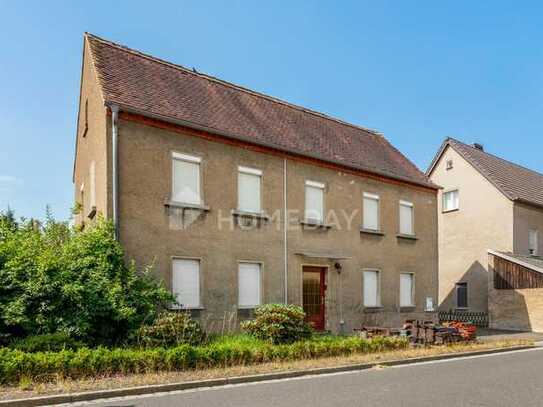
left=69, top=348, right=543, bottom=407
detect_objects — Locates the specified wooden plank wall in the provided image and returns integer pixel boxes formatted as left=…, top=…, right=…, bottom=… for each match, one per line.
left=493, top=256, right=543, bottom=289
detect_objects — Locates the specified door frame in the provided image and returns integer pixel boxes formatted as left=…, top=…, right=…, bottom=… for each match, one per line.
left=301, top=264, right=328, bottom=331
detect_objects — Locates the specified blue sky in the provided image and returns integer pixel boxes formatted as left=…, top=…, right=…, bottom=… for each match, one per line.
left=1, top=1, right=542, bottom=220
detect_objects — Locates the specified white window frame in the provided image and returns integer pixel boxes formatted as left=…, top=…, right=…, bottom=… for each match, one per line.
left=442, top=189, right=459, bottom=212
left=399, top=200, right=414, bottom=236
left=399, top=272, right=415, bottom=307
left=529, top=229, right=539, bottom=256
left=171, top=151, right=202, bottom=205
left=171, top=257, right=201, bottom=309
left=237, top=166, right=263, bottom=214
left=363, top=192, right=380, bottom=231
left=238, top=261, right=262, bottom=308
left=304, top=180, right=325, bottom=223
left=363, top=269, right=381, bottom=308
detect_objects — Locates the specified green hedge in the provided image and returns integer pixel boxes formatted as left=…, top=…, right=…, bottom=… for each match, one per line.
left=0, top=336, right=407, bottom=384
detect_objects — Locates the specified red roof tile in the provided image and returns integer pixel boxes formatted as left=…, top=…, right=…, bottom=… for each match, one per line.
left=86, top=33, right=436, bottom=189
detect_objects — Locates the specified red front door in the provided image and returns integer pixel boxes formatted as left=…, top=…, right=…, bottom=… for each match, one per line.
left=303, top=267, right=326, bottom=330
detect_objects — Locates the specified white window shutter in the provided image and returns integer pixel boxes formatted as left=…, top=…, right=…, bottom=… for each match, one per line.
left=305, top=184, right=324, bottom=222
left=400, top=273, right=414, bottom=307
left=399, top=202, right=414, bottom=235
left=363, top=270, right=379, bottom=307
left=238, top=263, right=261, bottom=307
left=172, top=259, right=200, bottom=308
left=363, top=195, right=379, bottom=230
left=238, top=172, right=261, bottom=213
left=172, top=159, right=201, bottom=204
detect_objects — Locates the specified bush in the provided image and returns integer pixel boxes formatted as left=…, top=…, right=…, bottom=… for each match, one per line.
left=0, top=212, right=174, bottom=346
left=241, top=304, right=312, bottom=344
left=137, top=312, right=205, bottom=347
left=10, top=333, right=85, bottom=353
left=0, top=335, right=408, bottom=384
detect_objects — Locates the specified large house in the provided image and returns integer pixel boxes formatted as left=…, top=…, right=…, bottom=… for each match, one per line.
left=73, top=33, right=439, bottom=333
left=428, top=138, right=543, bottom=329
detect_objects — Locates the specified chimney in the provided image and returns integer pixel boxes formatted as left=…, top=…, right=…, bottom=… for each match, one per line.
left=473, top=143, right=484, bottom=151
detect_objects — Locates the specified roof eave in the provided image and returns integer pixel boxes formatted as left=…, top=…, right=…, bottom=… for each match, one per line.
left=106, top=102, right=438, bottom=191
left=513, top=198, right=543, bottom=211
left=426, top=138, right=451, bottom=176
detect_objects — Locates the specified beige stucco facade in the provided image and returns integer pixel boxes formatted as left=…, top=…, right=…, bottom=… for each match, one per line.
left=73, top=40, right=110, bottom=223
left=430, top=145, right=543, bottom=314
left=513, top=203, right=543, bottom=256
left=430, top=146, right=513, bottom=312
left=73, top=42, right=439, bottom=333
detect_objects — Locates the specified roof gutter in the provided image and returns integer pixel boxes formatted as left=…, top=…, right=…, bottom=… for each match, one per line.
left=105, top=102, right=438, bottom=192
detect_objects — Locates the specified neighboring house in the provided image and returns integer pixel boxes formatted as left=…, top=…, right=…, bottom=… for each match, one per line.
left=73, top=33, right=439, bottom=333
left=428, top=138, right=543, bottom=317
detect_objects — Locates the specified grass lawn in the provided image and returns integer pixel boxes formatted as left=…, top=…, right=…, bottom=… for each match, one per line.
left=0, top=337, right=531, bottom=402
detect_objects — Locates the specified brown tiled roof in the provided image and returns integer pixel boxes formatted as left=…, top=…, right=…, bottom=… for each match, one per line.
left=429, top=138, right=543, bottom=208
left=85, top=33, right=435, bottom=189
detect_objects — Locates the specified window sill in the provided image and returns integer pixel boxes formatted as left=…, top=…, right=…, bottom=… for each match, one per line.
left=170, top=306, right=205, bottom=311
left=238, top=306, right=259, bottom=310
left=87, top=206, right=97, bottom=220
left=363, top=306, right=383, bottom=313
left=300, top=220, right=333, bottom=229
left=231, top=210, right=270, bottom=221
left=442, top=208, right=459, bottom=214
left=165, top=199, right=210, bottom=211
left=360, top=227, right=384, bottom=236
left=396, top=233, right=418, bottom=241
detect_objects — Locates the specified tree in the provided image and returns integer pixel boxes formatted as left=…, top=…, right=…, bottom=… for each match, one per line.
left=0, top=214, right=174, bottom=345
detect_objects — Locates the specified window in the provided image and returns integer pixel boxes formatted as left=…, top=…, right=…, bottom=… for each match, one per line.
left=172, top=152, right=201, bottom=205
left=305, top=181, right=325, bottom=223
left=446, top=159, right=453, bottom=170
left=529, top=229, right=539, bottom=256
left=238, top=262, right=261, bottom=307
left=363, top=270, right=380, bottom=307
left=400, top=273, right=414, bottom=307
left=456, top=282, right=468, bottom=308
left=89, top=161, right=96, bottom=209
left=238, top=166, right=262, bottom=213
left=443, top=190, right=459, bottom=212
left=399, top=200, right=414, bottom=235
left=172, top=258, right=200, bottom=308
left=363, top=193, right=380, bottom=231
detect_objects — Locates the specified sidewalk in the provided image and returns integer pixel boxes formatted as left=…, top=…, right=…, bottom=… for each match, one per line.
left=477, top=328, right=543, bottom=343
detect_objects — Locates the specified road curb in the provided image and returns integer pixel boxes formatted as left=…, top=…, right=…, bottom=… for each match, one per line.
left=1, top=344, right=535, bottom=406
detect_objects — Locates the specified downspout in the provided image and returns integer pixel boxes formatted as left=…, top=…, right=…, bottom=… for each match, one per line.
left=283, top=158, right=288, bottom=304
left=111, top=105, right=119, bottom=240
